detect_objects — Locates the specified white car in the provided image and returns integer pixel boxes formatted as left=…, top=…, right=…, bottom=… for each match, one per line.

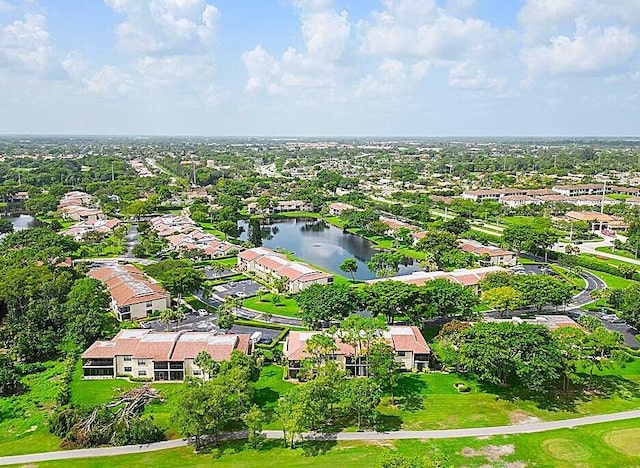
left=197, top=309, right=209, bottom=316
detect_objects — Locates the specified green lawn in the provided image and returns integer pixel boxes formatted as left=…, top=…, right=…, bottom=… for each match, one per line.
left=70, top=361, right=182, bottom=438
left=0, top=361, right=65, bottom=456
left=581, top=253, right=640, bottom=271
left=381, top=361, right=640, bottom=431
left=323, top=215, right=347, bottom=228
left=27, top=418, right=640, bottom=468
left=243, top=294, right=300, bottom=318
left=551, top=264, right=587, bottom=290
left=197, top=222, right=228, bottom=239
left=596, top=246, right=640, bottom=261
left=586, top=269, right=638, bottom=289
left=254, top=365, right=295, bottom=429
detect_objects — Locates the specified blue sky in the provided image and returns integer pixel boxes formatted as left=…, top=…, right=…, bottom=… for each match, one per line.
left=0, top=0, right=639, bottom=136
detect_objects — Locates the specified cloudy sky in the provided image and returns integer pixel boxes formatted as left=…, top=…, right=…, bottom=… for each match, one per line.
left=0, top=0, right=639, bottom=136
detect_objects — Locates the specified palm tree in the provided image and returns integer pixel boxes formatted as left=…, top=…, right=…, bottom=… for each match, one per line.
left=159, top=308, right=184, bottom=331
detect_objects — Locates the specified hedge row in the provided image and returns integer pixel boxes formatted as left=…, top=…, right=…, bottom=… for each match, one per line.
left=56, top=352, right=79, bottom=406
left=566, top=254, right=640, bottom=282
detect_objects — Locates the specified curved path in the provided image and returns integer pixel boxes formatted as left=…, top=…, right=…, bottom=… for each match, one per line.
left=2, top=410, right=639, bottom=465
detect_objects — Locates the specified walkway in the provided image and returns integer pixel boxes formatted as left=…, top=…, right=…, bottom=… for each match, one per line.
left=2, top=410, right=639, bottom=465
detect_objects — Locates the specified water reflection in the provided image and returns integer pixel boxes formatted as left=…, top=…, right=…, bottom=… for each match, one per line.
left=1, top=214, right=39, bottom=231
left=238, top=218, right=419, bottom=280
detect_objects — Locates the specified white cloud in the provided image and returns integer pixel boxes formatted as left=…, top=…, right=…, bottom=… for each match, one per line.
left=0, top=1, right=15, bottom=13
left=354, top=58, right=430, bottom=96
left=104, top=0, right=219, bottom=54
left=359, top=0, right=500, bottom=61
left=86, top=65, right=132, bottom=94
left=62, top=50, right=88, bottom=79
left=0, top=13, right=52, bottom=73
left=242, top=0, right=351, bottom=96
left=522, top=20, right=639, bottom=76
left=518, top=0, right=578, bottom=44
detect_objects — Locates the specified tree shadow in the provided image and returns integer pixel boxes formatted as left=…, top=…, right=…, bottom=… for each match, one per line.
left=374, top=414, right=402, bottom=432
left=253, top=387, right=279, bottom=409
left=300, top=440, right=338, bottom=457
left=476, top=372, right=640, bottom=413
left=395, top=373, right=428, bottom=412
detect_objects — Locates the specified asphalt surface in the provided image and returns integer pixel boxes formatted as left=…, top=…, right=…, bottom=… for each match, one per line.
left=3, top=410, right=639, bottom=465
left=570, top=269, right=606, bottom=307
left=124, top=223, right=139, bottom=258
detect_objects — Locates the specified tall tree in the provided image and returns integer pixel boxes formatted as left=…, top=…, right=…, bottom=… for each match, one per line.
left=339, top=257, right=358, bottom=281
left=481, top=286, right=523, bottom=316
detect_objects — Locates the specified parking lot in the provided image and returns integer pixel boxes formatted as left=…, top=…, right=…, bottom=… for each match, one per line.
left=143, top=312, right=281, bottom=344
left=510, top=264, right=557, bottom=276
left=211, top=279, right=263, bottom=300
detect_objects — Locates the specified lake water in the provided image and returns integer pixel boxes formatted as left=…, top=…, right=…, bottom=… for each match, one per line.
left=237, top=218, right=420, bottom=281
left=1, top=214, right=39, bottom=231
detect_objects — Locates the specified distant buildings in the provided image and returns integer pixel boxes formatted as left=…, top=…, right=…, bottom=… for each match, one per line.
left=88, top=264, right=171, bottom=321
left=367, top=266, right=507, bottom=293
left=238, top=247, right=333, bottom=294
left=328, top=202, right=358, bottom=216
left=150, top=215, right=238, bottom=259
left=246, top=200, right=314, bottom=215
left=562, top=211, right=628, bottom=232
left=58, top=191, right=121, bottom=239
left=81, top=329, right=252, bottom=381
left=284, top=326, right=430, bottom=379
left=458, top=239, right=517, bottom=266
left=483, top=315, right=580, bottom=331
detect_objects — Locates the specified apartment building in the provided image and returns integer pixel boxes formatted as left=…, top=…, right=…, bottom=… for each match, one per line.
left=284, top=326, right=430, bottom=379
left=367, top=265, right=507, bottom=293
left=82, top=329, right=252, bottom=381
left=458, top=239, right=517, bottom=266
left=88, top=264, right=171, bottom=321
left=328, top=202, right=358, bottom=216
left=238, top=247, right=333, bottom=294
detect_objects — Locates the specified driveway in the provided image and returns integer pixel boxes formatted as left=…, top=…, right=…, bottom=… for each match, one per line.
left=143, top=313, right=281, bottom=344
left=124, top=223, right=139, bottom=258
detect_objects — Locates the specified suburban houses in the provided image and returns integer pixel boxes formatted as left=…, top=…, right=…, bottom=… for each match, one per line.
left=238, top=246, right=333, bottom=293
left=368, top=266, right=508, bottom=293
left=284, top=326, right=431, bottom=379
left=81, top=329, right=253, bottom=381
left=88, top=264, right=171, bottom=321
left=150, top=215, right=238, bottom=258
left=327, top=201, right=358, bottom=216
left=458, top=239, right=517, bottom=266
left=64, top=217, right=122, bottom=241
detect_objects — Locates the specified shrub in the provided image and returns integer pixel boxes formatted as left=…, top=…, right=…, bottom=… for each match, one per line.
left=56, top=352, right=79, bottom=406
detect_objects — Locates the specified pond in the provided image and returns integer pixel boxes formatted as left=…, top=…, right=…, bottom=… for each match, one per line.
left=1, top=214, right=39, bottom=231
left=237, top=218, right=420, bottom=281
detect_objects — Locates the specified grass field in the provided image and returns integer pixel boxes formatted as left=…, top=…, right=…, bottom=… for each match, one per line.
left=28, top=418, right=640, bottom=467
left=551, top=264, right=587, bottom=290
left=5, top=354, right=640, bottom=459
left=596, top=246, right=640, bottom=261
left=585, top=269, right=638, bottom=289
left=243, top=294, right=300, bottom=318
left=581, top=253, right=640, bottom=271
left=0, top=361, right=65, bottom=456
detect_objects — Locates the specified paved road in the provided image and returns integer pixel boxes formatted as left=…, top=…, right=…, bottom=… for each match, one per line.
left=124, top=223, right=139, bottom=258
left=570, top=269, right=606, bottom=307
left=73, top=257, right=157, bottom=266
left=2, top=410, right=639, bottom=465
left=556, top=234, right=640, bottom=267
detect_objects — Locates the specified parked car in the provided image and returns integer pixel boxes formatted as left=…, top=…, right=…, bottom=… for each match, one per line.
left=197, top=309, right=209, bottom=317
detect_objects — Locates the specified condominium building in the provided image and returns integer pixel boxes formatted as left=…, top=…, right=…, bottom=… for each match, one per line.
left=284, top=326, right=430, bottom=379
left=88, top=264, right=171, bottom=321
left=82, top=329, right=252, bottom=381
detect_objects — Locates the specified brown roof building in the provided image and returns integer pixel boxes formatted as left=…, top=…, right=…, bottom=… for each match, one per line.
left=88, top=264, right=171, bottom=321
left=82, top=329, right=253, bottom=381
